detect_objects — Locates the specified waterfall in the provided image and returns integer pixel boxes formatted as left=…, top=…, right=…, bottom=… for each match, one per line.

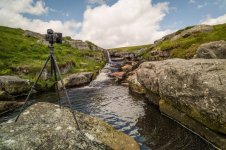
left=89, top=50, right=121, bottom=87
left=89, top=65, right=112, bottom=87
left=106, top=50, right=112, bottom=64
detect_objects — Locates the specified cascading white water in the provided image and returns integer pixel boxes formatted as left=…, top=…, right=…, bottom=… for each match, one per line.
left=89, top=64, right=112, bottom=87
left=106, top=50, right=112, bottom=64
left=89, top=50, right=117, bottom=87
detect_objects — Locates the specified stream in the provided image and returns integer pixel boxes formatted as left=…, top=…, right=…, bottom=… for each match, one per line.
left=0, top=62, right=217, bottom=149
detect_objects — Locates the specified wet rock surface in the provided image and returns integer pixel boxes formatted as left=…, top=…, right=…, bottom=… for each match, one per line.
left=0, top=102, right=139, bottom=150
left=110, top=71, right=126, bottom=81
left=137, top=59, right=226, bottom=149
left=194, top=40, right=226, bottom=59
left=0, top=101, right=23, bottom=115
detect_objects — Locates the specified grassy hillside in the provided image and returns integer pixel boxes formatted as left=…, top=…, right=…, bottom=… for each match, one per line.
left=110, top=24, right=226, bottom=60
left=156, top=24, right=226, bottom=58
left=144, top=23, right=226, bottom=59
left=0, top=26, right=105, bottom=84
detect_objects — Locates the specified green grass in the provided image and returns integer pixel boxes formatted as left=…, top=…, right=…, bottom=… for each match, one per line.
left=109, top=44, right=152, bottom=53
left=155, top=23, right=226, bottom=58
left=0, top=26, right=105, bottom=86
left=112, top=24, right=226, bottom=60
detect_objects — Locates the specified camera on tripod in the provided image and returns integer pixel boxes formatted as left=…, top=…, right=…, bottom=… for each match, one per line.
left=45, top=29, right=62, bottom=44
left=16, top=28, right=81, bottom=129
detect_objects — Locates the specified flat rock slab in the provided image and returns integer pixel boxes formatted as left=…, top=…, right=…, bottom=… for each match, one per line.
left=0, top=76, right=30, bottom=95
left=138, top=59, right=226, bottom=135
left=0, top=102, right=139, bottom=150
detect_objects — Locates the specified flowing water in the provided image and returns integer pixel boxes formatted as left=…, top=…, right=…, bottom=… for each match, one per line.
left=0, top=62, right=217, bottom=149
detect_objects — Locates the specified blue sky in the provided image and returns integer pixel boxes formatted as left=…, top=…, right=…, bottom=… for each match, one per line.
left=0, top=0, right=226, bottom=48
left=32, top=0, right=226, bottom=30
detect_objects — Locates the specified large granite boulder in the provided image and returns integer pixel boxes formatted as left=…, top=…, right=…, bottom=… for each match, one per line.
left=58, top=72, right=94, bottom=88
left=137, top=59, right=226, bottom=148
left=0, top=102, right=139, bottom=150
left=0, top=76, right=30, bottom=99
left=194, top=40, right=226, bottom=59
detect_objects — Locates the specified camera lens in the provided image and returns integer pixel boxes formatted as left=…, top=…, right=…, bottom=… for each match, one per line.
left=47, top=29, right=54, bottom=34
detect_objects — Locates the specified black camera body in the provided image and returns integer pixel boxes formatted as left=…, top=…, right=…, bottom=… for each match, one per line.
left=45, top=29, right=62, bottom=44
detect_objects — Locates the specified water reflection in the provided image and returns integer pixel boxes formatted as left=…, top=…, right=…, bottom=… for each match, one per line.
left=137, top=102, right=216, bottom=150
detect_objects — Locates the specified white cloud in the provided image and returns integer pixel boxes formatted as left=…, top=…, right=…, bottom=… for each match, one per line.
left=76, top=0, right=171, bottom=48
left=87, top=0, right=106, bottom=5
left=0, top=0, right=171, bottom=48
left=202, top=14, right=226, bottom=25
left=0, top=0, right=48, bottom=15
left=0, top=0, right=81, bottom=35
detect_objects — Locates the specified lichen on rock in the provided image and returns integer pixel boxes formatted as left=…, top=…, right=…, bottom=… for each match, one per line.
left=0, top=102, right=139, bottom=150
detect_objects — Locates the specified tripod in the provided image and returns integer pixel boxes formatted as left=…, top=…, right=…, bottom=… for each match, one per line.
left=15, top=44, right=80, bottom=130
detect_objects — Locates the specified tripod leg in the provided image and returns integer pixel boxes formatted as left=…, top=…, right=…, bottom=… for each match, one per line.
left=15, top=55, right=51, bottom=122
left=51, top=56, right=62, bottom=109
left=50, top=56, right=54, bottom=76
left=52, top=55, right=81, bottom=130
